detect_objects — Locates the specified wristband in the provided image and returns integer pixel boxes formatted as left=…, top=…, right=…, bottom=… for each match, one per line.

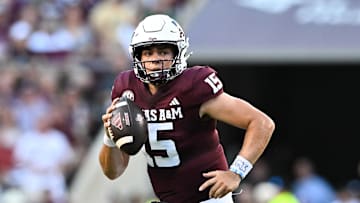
left=230, top=155, right=253, bottom=180
left=103, top=134, right=116, bottom=147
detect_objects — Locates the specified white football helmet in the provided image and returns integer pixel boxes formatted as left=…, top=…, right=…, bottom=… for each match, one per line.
left=129, top=14, right=191, bottom=84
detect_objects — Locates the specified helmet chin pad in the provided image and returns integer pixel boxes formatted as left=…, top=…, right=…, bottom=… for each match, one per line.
left=147, top=69, right=172, bottom=85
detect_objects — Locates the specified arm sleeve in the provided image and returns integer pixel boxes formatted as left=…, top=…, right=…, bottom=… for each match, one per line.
left=190, top=66, right=224, bottom=105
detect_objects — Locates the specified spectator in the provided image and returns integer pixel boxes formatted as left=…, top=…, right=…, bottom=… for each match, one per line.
left=0, top=106, right=21, bottom=187
left=292, top=157, right=336, bottom=203
left=89, top=0, right=138, bottom=71
left=333, top=187, right=360, bottom=203
left=10, top=110, right=76, bottom=203
left=60, top=3, right=94, bottom=57
left=252, top=181, right=280, bottom=203
left=8, top=3, right=39, bottom=62
left=12, top=80, right=50, bottom=132
left=268, top=176, right=299, bottom=203
left=0, top=1, right=11, bottom=62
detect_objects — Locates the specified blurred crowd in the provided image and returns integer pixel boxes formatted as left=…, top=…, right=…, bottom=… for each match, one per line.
left=0, top=0, right=188, bottom=203
left=234, top=157, right=360, bottom=203
left=0, top=0, right=359, bottom=203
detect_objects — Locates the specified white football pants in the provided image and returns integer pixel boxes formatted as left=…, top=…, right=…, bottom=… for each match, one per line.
left=200, top=192, right=233, bottom=203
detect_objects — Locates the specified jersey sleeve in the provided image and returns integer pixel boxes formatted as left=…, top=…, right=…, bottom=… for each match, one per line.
left=110, top=76, right=121, bottom=101
left=190, top=66, right=224, bottom=104
left=110, top=70, right=131, bottom=101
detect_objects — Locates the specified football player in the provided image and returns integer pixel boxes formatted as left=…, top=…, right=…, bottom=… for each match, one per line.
left=100, top=14, right=275, bottom=203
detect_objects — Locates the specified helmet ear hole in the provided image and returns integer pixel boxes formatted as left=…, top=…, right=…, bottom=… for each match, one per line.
left=169, top=44, right=178, bottom=58
left=134, top=47, right=142, bottom=60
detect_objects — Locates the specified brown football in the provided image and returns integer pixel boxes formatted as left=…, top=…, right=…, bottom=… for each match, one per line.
left=109, top=97, right=148, bottom=155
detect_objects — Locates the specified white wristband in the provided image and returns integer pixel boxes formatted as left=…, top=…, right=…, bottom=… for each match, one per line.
left=103, top=134, right=116, bottom=147
left=230, top=155, right=253, bottom=180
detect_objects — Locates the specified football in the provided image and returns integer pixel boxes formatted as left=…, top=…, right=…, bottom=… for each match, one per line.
left=109, top=97, right=148, bottom=155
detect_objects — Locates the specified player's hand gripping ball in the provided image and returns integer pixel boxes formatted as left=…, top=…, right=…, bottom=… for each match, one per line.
left=108, top=97, right=148, bottom=155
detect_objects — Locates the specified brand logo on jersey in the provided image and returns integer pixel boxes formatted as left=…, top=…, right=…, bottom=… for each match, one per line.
left=143, top=107, right=183, bottom=122
left=169, top=97, right=180, bottom=106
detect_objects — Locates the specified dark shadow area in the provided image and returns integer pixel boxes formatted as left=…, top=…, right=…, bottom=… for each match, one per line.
left=190, top=62, right=360, bottom=188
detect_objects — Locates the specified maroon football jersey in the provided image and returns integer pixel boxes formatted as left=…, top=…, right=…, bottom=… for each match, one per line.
left=111, top=66, right=229, bottom=203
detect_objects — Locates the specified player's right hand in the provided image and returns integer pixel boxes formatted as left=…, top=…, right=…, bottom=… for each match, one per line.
left=102, top=98, right=120, bottom=136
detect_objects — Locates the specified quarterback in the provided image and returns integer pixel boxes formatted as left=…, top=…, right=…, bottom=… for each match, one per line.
left=100, top=14, right=275, bottom=203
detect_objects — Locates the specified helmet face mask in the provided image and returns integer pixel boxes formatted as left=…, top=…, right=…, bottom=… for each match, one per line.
left=129, top=14, right=191, bottom=85
left=135, top=58, right=179, bottom=85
